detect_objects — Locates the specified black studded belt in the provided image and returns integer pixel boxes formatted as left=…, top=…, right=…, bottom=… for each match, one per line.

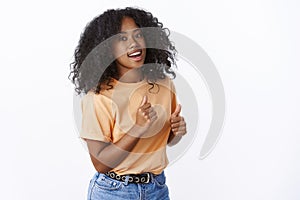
left=105, top=171, right=152, bottom=184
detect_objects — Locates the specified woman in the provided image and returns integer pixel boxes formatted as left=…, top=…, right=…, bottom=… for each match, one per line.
left=69, top=7, right=187, bottom=200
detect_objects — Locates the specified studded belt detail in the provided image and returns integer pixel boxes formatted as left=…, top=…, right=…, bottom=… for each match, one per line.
left=105, top=171, right=152, bottom=184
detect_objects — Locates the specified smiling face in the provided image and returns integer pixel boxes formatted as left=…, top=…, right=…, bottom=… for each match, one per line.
left=112, top=17, right=146, bottom=79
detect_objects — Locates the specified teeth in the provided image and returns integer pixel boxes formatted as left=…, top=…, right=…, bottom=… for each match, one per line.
left=129, top=51, right=141, bottom=57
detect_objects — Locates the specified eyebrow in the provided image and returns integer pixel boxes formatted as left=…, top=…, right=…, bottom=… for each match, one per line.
left=119, top=28, right=141, bottom=34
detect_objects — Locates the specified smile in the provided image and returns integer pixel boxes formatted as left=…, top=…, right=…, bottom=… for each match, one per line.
left=127, top=49, right=143, bottom=61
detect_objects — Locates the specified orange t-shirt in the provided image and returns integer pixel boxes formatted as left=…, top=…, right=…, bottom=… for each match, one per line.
left=80, top=77, right=177, bottom=175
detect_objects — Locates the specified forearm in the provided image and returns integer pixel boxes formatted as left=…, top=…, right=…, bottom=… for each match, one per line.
left=167, top=131, right=182, bottom=146
left=99, top=134, right=140, bottom=170
left=90, top=125, right=146, bottom=173
left=90, top=97, right=157, bottom=173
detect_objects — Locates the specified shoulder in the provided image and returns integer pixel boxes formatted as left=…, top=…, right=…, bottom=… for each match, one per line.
left=81, top=90, right=114, bottom=106
left=156, top=76, right=176, bottom=91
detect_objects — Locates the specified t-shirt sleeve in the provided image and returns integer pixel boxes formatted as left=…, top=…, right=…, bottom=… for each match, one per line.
left=80, top=92, right=114, bottom=143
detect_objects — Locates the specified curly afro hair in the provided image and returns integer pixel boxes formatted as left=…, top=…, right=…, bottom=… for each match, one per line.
left=69, top=7, right=177, bottom=95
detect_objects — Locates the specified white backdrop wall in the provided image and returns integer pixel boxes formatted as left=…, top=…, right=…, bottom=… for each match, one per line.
left=0, top=0, right=299, bottom=199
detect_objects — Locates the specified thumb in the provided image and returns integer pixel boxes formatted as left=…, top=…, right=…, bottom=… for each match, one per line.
left=140, top=95, right=148, bottom=106
left=171, top=104, right=181, bottom=117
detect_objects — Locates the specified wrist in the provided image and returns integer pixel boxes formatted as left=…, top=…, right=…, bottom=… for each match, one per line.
left=127, top=124, right=148, bottom=138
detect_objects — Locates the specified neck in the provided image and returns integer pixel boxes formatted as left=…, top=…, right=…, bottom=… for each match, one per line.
left=118, top=69, right=143, bottom=83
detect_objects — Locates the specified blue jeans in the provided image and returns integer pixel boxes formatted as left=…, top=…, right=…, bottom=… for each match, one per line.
left=87, top=171, right=170, bottom=200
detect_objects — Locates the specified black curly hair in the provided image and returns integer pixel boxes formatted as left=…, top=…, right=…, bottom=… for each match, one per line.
left=69, top=7, right=177, bottom=95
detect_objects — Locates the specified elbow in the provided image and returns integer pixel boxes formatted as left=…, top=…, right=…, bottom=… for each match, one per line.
left=89, top=154, right=113, bottom=173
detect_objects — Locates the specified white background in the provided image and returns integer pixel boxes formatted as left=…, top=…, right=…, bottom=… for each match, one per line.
left=0, top=0, right=299, bottom=199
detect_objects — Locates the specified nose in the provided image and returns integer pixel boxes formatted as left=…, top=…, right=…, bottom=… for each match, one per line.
left=128, top=36, right=139, bottom=49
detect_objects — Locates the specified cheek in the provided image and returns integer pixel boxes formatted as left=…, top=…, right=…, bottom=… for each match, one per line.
left=139, top=39, right=146, bottom=48
left=112, top=44, right=127, bottom=59
left=115, top=54, right=128, bottom=64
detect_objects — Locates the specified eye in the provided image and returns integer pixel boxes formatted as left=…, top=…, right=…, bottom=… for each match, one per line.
left=119, top=35, right=127, bottom=41
left=135, top=32, right=143, bottom=38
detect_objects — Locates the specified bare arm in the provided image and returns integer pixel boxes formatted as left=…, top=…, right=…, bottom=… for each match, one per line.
left=86, top=96, right=157, bottom=173
left=167, top=104, right=187, bottom=147
left=87, top=126, right=145, bottom=173
left=167, top=131, right=183, bottom=146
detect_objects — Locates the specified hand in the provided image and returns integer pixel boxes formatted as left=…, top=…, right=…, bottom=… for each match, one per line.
left=170, top=104, right=187, bottom=136
left=136, top=96, right=157, bottom=128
